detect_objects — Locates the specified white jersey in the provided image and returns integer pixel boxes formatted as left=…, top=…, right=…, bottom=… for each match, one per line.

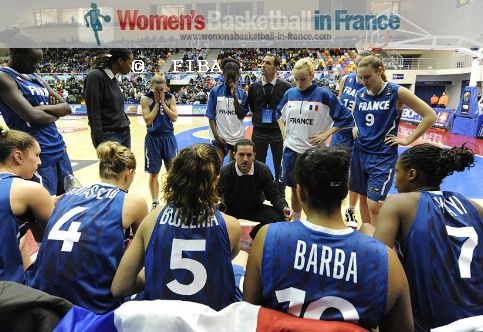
left=206, top=83, right=249, bottom=145
left=277, top=84, right=353, bottom=153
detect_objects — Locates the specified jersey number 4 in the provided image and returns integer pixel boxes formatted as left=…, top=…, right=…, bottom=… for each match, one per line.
left=47, top=207, right=87, bottom=252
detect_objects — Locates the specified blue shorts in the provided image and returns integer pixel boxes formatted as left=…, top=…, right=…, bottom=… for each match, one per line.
left=233, top=264, right=245, bottom=301
left=33, top=150, right=73, bottom=195
left=281, top=147, right=299, bottom=188
left=349, top=147, right=397, bottom=202
left=330, top=128, right=354, bottom=155
left=145, top=133, right=177, bottom=174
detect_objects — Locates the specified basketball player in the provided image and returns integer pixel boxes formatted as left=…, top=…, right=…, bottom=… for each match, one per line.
left=243, top=146, right=412, bottom=331
left=276, top=57, right=353, bottom=220
left=351, top=55, right=437, bottom=224
left=330, top=50, right=373, bottom=228
left=206, top=58, right=249, bottom=162
left=374, top=144, right=482, bottom=331
left=29, top=142, right=148, bottom=314
left=0, top=126, right=54, bottom=283
left=141, top=75, right=178, bottom=211
left=111, top=144, right=241, bottom=311
left=0, top=48, right=74, bottom=195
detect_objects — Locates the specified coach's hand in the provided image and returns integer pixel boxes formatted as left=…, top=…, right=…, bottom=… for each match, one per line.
left=283, top=207, right=292, bottom=221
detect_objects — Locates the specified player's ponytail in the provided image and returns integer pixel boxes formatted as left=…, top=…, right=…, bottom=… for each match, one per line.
left=96, top=141, right=136, bottom=179
left=399, top=143, right=475, bottom=187
left=0, top=126, right=36, bottom=163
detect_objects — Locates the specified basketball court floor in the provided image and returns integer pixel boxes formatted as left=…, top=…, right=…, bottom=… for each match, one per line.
left=3, top=114, right=482, bottom=216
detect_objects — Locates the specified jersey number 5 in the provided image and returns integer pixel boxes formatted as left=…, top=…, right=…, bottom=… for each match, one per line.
left=167, top=239, right=208, bottom=296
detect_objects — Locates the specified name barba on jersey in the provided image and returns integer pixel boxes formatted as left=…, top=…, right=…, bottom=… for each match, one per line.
left=293, top=240, right=358, bottom=283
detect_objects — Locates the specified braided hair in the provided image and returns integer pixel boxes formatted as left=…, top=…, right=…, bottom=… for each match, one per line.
left=399, top=143, right=475, bottom=187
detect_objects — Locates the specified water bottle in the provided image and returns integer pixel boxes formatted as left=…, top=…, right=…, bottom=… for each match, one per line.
left=63, top=174, right=82, bottom=192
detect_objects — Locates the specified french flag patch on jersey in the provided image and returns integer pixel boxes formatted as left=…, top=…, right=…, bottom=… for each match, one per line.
left=309, top=104, right=319, bottom=112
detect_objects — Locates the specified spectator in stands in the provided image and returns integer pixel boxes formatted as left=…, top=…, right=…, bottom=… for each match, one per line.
left=276, top=57, right=352, bottom=221
left=111, top=144, right=241, bottom=311
left=84, top=49, right=134, bottom=148
left=248, top=54, right=291, bottom=196
left=218, top=139, right=290, bottom=238
left=430, top=94, right=439, bottom=107
left=438, top=91, right=448, bottom=108
left=206, top=58, right=249, bottom=162
left=29, top=141, right=148, bottom=314
left=243, top=146, right=413, bottom=332
left=374, top=143, right=482, bottom=331
left=0, top=127, right=54, bottom=284
left=141, top=75, right=178, bottom=211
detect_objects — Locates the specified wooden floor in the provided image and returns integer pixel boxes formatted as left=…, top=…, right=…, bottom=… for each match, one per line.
left=2, top=114, right=482, bottom=219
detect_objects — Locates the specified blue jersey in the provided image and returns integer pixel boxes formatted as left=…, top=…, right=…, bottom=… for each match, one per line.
left=331, top=73, right=363, bottom=147
left=29, top=183, right=126, bottom=313
left=0, top=67, right=66, bottom=166
left=340, top=73, right=364, bottom=112
left=0, top=173, right=29, bottom=283
left=145, top=91, right=175, bottom=135
left=144, top=203, right=237, bottom=311
left=399, top=191, right=483, bottom=330
left=354, top=82, right=400, bottom=155
left=261, top=221, right=388, bottom=330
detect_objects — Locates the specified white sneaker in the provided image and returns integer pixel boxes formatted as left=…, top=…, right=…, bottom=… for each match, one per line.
left=345, top=208, right=359, bottom=229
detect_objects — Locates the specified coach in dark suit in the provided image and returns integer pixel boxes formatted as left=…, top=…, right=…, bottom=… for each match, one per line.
left=248, top=54, right=291, bottom=196
left=218, top=139, right=290, bottom=238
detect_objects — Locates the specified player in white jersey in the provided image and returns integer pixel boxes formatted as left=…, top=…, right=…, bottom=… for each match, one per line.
left=276, top=57, right=352, bottom=220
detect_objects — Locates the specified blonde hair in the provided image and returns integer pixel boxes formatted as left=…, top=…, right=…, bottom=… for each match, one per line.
left=150, top=74, right=166, bottom=88
left=96, top=141, right=136, bottom=179
left=0, top=125, right=36, bottom=163
left=293, top=57, right=316, bottom=76
left=357, top=55, right=388, bottom=82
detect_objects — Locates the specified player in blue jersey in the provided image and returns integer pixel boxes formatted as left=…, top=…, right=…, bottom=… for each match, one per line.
left=352, top=55, right=436, bottom=224
left=330, top=50, right=373, bottom=228
left=141, top=75, right=178, bottom=211
left=206, top=58, right=249, bottom=162
left=111, top=144, right=241, bottom=311
left=276, top=57, right=353, bottom=220
left=0, top=126, right=54, bottom=283
left=29, top=142, right=148, bottom=314
left=243, top=146, right=412, bottom=331
left=0, top=48, right=73, bottom=196
left=374, top=143, right=483, bottom=331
